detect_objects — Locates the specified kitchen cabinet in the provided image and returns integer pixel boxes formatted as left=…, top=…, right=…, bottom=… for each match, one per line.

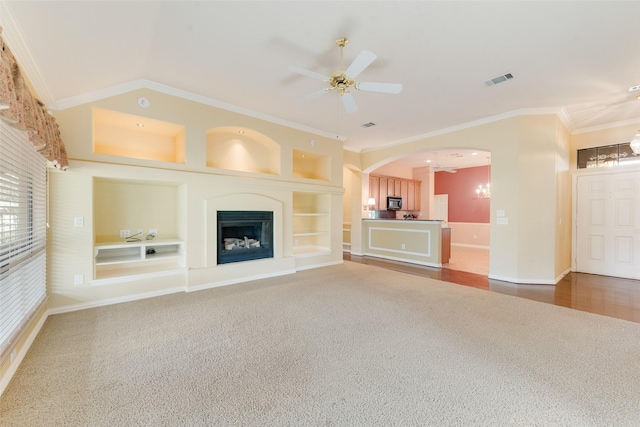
left=370, top=174, right=422, bottom=211
left=379, top=177, right=388, bottom=210
left=387, top=178, right=397, bottom=196
left=408, top=181, right=415, bottom=210
left=441, top=227, right=451, bottom=263
left=369, top=176, right=380, bottom=208
left=400, top=180, right=408, bottom=205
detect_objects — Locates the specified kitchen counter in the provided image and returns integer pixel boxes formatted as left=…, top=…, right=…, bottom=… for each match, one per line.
left=362, top=219, right=450, bottom=267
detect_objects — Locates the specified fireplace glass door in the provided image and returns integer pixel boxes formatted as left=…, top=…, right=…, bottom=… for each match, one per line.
left=217, top=211, right=273, bottom=264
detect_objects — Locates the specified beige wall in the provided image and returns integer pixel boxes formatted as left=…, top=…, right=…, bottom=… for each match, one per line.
left=371, top=162, right=414, bottom=179
left=570, top=121, right=640, bottom=171
left=344, top=116, right=640, bottom=284
left=412, top=166, right=432, bottom=219
left=555, top=118, right=572, bottom=280
left=48, top=88, right=345, bottom=311
left=362, top=220, right=443, bottom=266
left=343, top=167, right=362, bottom=255
left=344, top=114, right=572, bottom=284
left=450, top=222, right=490, bottom=247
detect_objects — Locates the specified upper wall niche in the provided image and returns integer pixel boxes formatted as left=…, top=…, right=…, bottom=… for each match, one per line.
left=92, top=108, right=186, bottom=164
left=293, top=149, right=330, bottom=181
left=206, top=127, right=280, bottom=175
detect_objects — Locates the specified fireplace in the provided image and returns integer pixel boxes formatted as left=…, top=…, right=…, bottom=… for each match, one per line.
left=217, top=211, right=274, bottom=265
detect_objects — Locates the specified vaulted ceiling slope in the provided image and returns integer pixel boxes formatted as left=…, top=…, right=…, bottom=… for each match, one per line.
left=2, top=1, right=639, bottom=152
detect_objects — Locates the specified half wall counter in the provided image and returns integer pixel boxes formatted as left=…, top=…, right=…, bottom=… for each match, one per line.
left=362, top=219, right=449, bottom=267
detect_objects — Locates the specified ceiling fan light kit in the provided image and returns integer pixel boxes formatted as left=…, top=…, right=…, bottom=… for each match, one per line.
left=290, top=36, right=403, bottom=113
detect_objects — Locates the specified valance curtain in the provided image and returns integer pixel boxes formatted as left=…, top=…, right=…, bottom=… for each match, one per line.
left=0, top=26, right=68, bottom=170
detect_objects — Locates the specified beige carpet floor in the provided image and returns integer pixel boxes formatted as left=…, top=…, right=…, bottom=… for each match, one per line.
left=2, top=262, right=640, bottom=426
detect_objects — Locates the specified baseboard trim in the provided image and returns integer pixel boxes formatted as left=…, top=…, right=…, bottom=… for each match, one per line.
left=0, top=309, right=49, bottom=396
left=555, top=268, right=571, bottom=283
left=451, top=243, right=490, bottom=250
left=296, top=260, right=343, bottom=271
left=362, top=252, right=441, bottom=268
left=90, top=269, right=187, bottom=287
left=187, top=269, right=297, bottom=293
left=488, top=274, right=557, bottom=285
left=46, top=286, right=187, bottom=315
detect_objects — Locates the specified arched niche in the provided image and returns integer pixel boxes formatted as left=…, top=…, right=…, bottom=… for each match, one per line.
left=206, top=126, right=280, bottom=175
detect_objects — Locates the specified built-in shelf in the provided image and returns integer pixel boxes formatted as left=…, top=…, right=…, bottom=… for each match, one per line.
left=292, top=193, right=330, bottom=256
left=293, top=149, right=330, bottom=181
left=343, top=222, right=351, bottom=252
left=93, top=108, right=185, bottom=164
left=292, top=246, right=331, bottom=257
left=94, top=239, right=185, bottom=281
left=206, top=126, right=280, bottom=175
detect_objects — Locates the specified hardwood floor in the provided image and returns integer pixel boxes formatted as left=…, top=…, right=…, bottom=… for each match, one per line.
left=344, top=253, right=640, bottom=324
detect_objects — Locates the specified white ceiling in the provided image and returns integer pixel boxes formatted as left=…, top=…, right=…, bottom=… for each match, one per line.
left=2, top=1, right=640, bottom=170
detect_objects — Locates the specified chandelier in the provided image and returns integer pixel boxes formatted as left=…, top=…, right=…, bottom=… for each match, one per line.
left=476, top=183, right=490, bottom=198
left=475, top=156, right=491, bottom=198
left=630, top=130, right=640, bottom=154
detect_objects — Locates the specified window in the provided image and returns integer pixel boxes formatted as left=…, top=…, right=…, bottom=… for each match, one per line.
left=0, top=120, right=47, bottom=356
left=577, top=142, right=640, bottom=169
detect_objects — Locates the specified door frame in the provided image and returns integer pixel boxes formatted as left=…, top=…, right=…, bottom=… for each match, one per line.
left=571, top=164, right=640, bottom=274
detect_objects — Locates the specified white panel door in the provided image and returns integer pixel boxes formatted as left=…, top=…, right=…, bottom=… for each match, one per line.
left=434, top=194, right=448, bottom=224
left=576, top=172, right=640, bottom=279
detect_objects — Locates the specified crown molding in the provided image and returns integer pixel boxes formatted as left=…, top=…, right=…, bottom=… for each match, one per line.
left=556, top=108, right=575, bottom=134
left=343, top=145, right=360, bottom=153
left=573, top=117, right=640, bottom=135
left=0, top=1, right=56, bottom=107
left=356, top=108, right=564, bottom=153
left=54, top=79, right=346, bottom=142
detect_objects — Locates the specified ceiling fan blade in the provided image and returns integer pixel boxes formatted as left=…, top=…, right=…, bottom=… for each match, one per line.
left=345, top=50, right=376, bottom=78
left=297, top=88, right=331, bottom=104
left=358, top=82, right=403, bottom=94
left=341, top=92, right=358, bottom=113
left=288, top=66, right=330, bottom=82
left=435, top=166, right=457, bottom=173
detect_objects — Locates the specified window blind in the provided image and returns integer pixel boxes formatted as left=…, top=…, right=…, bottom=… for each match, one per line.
left=0, top=120, right=47, bottom=356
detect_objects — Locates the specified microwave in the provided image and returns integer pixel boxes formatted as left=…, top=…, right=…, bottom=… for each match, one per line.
left=387, top=196, right=402, bottom=210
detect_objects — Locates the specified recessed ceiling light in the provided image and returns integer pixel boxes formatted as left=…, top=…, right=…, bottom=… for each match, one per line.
left=425, top=160, right=432, bottom=163
left=238, top=130, right=245, bottom=134
left=472, top=152, right=478, bottom=156
left=629, top=85, right=640, bottom=92
left=362, top=122, right=376, bottom=128
left=136, top=123, right=144, bottom=127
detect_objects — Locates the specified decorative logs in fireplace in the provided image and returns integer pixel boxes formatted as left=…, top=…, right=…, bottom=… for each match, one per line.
left=217, top=211, right=273, bottom=265
left=224, top=237, right=261, bottom=251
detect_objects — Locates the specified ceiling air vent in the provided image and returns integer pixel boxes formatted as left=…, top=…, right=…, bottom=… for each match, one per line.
left=362, top=122, right=376, bottom=128
left=485, top=72, right=514, bottom=87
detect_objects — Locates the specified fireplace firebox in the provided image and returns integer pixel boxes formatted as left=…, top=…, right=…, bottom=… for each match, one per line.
left=217, top=211, right=273, bottom=265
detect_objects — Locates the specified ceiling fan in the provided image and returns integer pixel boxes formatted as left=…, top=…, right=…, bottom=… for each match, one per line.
left=432, top=152, right=457, bottom=173
left=289, top=37, right=402, bottom=113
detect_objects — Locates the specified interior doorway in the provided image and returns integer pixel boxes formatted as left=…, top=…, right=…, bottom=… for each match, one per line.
left=575, top=170, right=640, bottom=279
